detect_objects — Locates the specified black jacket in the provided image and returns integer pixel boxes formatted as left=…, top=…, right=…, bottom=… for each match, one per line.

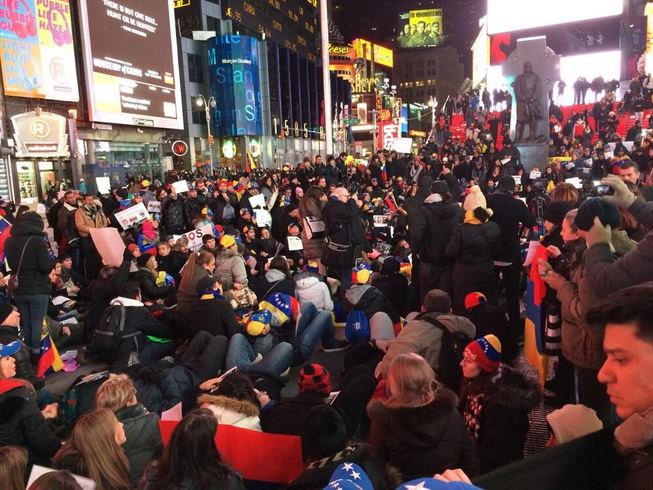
left=190, top=294, right=241, bottom=338
left=156, top=250, right=188, bottom=281
left=486, top=190, right=536, bottom=263
left=0, top=326, right=43, bottom=390
left=324, top=197, right=366, bottom=247
left=132, top=268, right=176, bottom=302
left=5, top=212, right=54, bottom=295
left=368, top=388, right=478, bottom=481
left=184, top=197, right=203, bottom=226
left=0, top=381, right=61, bottom=467
left=161, top=196, right=186, bottom=235
left=260, top=391, right=325, bottom=436
left=371, top=273, right=410, bottom=317
left=85, top=260, right=131, bottom=337
left=413, top=201, right=464, bottom=265
left=116, top=403, right=163, bottom=484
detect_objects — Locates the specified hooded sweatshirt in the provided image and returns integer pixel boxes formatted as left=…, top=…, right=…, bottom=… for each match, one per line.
left=295, top=272, right=333, bottom=311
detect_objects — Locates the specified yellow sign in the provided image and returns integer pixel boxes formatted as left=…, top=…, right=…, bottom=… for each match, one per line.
left=173, top=0, right=191, bottom=7
left=352, top=39, right=393, bottom=68
left=328, top=43, right=352, bottom=55
left=409, top=130, right=427, bottom=138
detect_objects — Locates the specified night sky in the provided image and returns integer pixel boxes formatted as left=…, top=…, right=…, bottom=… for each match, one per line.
left=331, top=0, right=485, bottom=75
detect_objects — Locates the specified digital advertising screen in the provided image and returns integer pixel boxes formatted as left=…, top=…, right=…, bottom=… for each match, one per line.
left=487, top=0, right=623, bottom=35
left=78, top=0, right=183, bottom=129
left=0, top=0, right=79, bottom=101
left=222, top=0, right=318, bottom=61
left=396, top=8, right=443, bottom=50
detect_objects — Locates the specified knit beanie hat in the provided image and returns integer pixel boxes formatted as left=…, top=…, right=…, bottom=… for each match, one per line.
left=463, top=185, right=488, bottom=212
left=351, top=263, right=372, bottom=285
left=574, top=197, right=621, bottom=231
left=498, top=176, right=516, bottom=192
left=464, top=292, right=487, bottom=311
left=381, top=257, right=400, bottom=275
left=298, top=363, right=332, bottom=396
left=0, top=300, right=14, bottom=325
left=465, top=334, right=502, bottom=373
left=430, top=180, right=449, bottom=197
left=546, top=404, right=603, bottom=445
left=543, top=201, right=575, bottom=228
left=137, top=254, right=152, bottom=268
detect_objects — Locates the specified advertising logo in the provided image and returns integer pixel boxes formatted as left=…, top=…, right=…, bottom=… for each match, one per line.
left=207, top=35, right=262, bottom=137
left=0, top=0, right=79, bottom=101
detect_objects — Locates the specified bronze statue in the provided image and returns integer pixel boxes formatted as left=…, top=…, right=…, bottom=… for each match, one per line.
left=513, top=61, right=544, bottom=142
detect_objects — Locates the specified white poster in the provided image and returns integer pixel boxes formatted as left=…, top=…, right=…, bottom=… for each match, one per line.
left=255, top=209, right=272, bottom=228
left=530, top=170, right=542, bottom=180
left=373, top=215, right=391, bottom=228
left=392, top=138, right=413, bottom=154
left=176, top=224, right=214, bottom=252
left=147, top=200, right=162, bottom=213
left=172, top=180, right=189, bottom=194
left=114, top=203, right=150, bottom=230
left=96, top=176, right=111, bottom=195
left=248, top=193, right=266, bottom=209
left=287, top=236, right=303, bottom=251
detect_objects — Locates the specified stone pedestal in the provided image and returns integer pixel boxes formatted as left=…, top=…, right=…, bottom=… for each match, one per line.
left=516, top=143, right=549, bottom=171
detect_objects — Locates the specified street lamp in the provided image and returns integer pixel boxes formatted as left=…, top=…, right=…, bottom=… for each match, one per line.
left=194, top=94, right=217, bottom=175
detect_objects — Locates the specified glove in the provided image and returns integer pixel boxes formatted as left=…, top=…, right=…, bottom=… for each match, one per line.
left=601, top=175, right=636, bottom=209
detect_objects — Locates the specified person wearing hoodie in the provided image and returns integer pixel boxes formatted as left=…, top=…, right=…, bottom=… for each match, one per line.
left=368, top=353, right=478, bottom=481
left=250, top=256, right=294, bottom=302
left=0, top=343, right=61, bottom=467
left=102, top=282, right=176, bottom=371
left=4, top=211, right=55, bottom=359
left=215, top=235, right=248, bottom=289
left=411, top=180, right=464, bottom=301
left=0, top=302, right=43, bottom=391
left=295, top=269, right=334, bottom=311
left=375, top=289, right=476, bottom=380
left=460, top=335, right=540, bottom=473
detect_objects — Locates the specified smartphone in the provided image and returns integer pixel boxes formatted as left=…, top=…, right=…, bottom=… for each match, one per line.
left=596, top=185, right=614, bottom=196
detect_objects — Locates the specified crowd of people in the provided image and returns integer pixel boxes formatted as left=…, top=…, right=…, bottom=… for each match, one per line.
left=0, top=97, right=653, bottom=489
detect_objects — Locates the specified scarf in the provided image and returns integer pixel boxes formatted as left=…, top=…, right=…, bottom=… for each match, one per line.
left=614, top=408, right=653, bottom=453
left=464, top=209, right=482, bottom=225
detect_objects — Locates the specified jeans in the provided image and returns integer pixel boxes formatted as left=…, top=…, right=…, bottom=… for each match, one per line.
left=139, top=341, right=177, bottom=366
left=418, top=262, right=453, bottom=303
left=226, top=333, right=293, bottom=377
left=14, top=294, right=50, bottom=355
left=179, top=332, right=229, bottom=381
left=333, top=364, right=377, bottom=437
left=296, top=302, right=336, bottom=359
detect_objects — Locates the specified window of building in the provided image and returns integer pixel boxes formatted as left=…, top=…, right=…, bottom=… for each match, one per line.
left=191, top=108, right=206, bottom=126
left=207, top=15, right=220, bottom=33
left=187, top=53, right=204, bottom=83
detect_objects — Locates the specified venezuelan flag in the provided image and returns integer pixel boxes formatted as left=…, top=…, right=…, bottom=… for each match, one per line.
left=246, top=152, right=257, bottom=173
left=37, top=320, right=64, bottom=378
left=384, top=193, right=398, bottom=214
left=0, top=216, right=11, bottom=262
left=524, top=244, right=549, bottom=387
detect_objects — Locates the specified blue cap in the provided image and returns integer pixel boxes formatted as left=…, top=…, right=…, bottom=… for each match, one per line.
left=0, top=341, right=21, bottom=357
left=323, top=463, right=373, bottom=490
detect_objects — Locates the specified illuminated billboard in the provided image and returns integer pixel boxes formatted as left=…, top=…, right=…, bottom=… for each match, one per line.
left=472, top=21, right=489, bottom=88
left=78, top=0, right=183, bottom=129
left=487, top=0, right=622, bottom=35
left=351, top=39, right=393, bottom=68
left=396, top=9, right=443, bottom=49
left=0, top=0, right=79, bottom=101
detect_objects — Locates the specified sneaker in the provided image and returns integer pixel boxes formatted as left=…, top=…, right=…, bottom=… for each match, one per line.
left=321, top=339, right=350, bottom=352
left=161, top=356, right=175, bottom=365
left=127, top=353, right=141, bottom=367
left=252, top=353, right=264, bottom=363
left=279, top=366, right=291, bottom=378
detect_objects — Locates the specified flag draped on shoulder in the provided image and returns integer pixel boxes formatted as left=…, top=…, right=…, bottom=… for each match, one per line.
left=37, top=320, right=64, bottom=378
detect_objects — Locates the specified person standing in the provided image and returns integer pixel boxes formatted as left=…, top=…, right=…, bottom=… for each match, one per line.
left=75, top=194, right=108, bottom=280
left=5, top=212, right=54, bottom=361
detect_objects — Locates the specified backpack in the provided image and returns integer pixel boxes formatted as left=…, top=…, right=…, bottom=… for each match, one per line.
left=222, top=203, right=236, bottom=221
left=416, top=314, right=472, bottom=392
left=92, top=305, right=134, bottom=351
left=345, top=309, right=370, bottom=344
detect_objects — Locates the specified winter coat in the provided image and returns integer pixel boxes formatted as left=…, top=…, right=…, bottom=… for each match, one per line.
left=176, top=260, right=212, bottom=317
left=190, top=293, right=240, bottom=338
left=324, top=197, right=365, bottom=247
left=287, top=444, right=393, bottom=490
left=198, top=394, right=261, bottom=431
left=486, top=190, right=536, bottom=263
left=344, top=284, right=400, bottom=325
left=460, top=366, right=541, bottom=473
left=105, top=296, right=175, bottom=369
left=368, top=388, right=478, bottom=481
left=376, top=311, right=476, bottom=379
left=5, top=212, right=54, bottom=296
left=131, top=268, right=176, bottom=302
left=446, top=220, right=501, bottom=311
left=0, top=326, right=43, bottom=390
left=85, top=260, right=131, bottom=336
left=161, top=196, right=186, bottom=235
left=209, top=192, right=239, bottom=227
left=412, top=199, right=464, bottom=266
left=141, top=464, right=245, bottom=490
left=184, top=197, right=203, bottom=225
left=74, top=203, right=108, bottom=237
left=116, top=403, right=162, bottom=484
left=250, top=268, right=294, bottom=302
left=581, top=199, right=653, bottom=299
left=299, top=197, right=327, bottom=259
left=294, top=273, right=333, bottom=311
left=57, top=203, right=80, bottom=243
left=371, top=273, right=410, bottom=317
left=156, top=250, right=188, bottom=281
left=216, top=249, right=248, bottom=287
left=0, top=380, right=61, bottom=467
left=260, top=391, right=325, bottom=436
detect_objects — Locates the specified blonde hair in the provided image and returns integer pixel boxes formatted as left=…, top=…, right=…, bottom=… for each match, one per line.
left=95, top=374, right=136, bottom=412
left=53, top=409, right=131, bottom=490
left=385, top=353, right=439, bottom=408
left=0, top=446, right=27, bottom=490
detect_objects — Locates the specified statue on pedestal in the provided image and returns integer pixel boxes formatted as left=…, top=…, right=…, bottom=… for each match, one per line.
left=513, top=61, right=544, bottom=143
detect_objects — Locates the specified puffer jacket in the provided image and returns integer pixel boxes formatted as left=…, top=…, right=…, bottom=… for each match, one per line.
left=368, top=388, right=478, bottom=481
left=216, top=249, right=248, bottom=287
left=161, top=196, right=186, bottom=235
left=198, top=394, right=261, bottom=431
left=375, top=311, right=476, bottom=379
left=0, top=380, right=61, bottom=467
left=116, top=403, right=162, bottom=484
left=5, top=211, right=54, bottom=295
left=295, top=272, right=333, bottom=311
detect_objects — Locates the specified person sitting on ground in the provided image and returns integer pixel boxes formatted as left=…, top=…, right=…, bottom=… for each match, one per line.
left=53, top=408, right=131, bottom=490
left=216, top=235, right=248, bottom=290
left=95, top=374, right=163, bottom=485
left=368, top=353, right=478, bottom=481
left=141, top=408, right=245, bottom=490
left=294, top=263, right=334, bottom=312
left=190, top=276, right=240, bottom=338
left=198, top=372, right=264, bottom=431
left=132, top=254, right=176, bottom=304
left=371, top=257, right=410, bottom=318
left=250, top=256, right=295, bottom=301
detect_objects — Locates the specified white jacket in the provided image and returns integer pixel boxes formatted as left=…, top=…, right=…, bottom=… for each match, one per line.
left=198, top=394, right=261, bottom=431
left=295, top=273, right=334, bottom=311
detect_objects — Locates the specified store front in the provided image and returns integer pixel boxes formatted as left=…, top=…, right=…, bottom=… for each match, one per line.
left=10, top=110, right=72, bottom=205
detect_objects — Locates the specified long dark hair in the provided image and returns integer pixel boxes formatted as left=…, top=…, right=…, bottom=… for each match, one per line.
left=147, top=409, right=237, bottom=488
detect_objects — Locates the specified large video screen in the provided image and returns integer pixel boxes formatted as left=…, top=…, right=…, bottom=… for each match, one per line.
left=487, top=0, right=622, bottom=35
left=396, top=9, right=443, bottom=49
left=0, top=0, right=79, bottom=101
left=78, top=0, right=183, bottom=129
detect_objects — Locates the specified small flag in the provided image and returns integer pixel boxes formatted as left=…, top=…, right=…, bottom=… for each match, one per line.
left=37, top=320, right=64, bottom=378
left=246, top=152, right=257, bottom=173
left=0, top=216, right=12, bottom=262
left=384, top=193, right=398, bottom=214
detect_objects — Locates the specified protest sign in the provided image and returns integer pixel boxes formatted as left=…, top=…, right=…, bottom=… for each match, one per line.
left=172, top=180, right=189, bottom=194
left=249, top=193, right=266, bottom=209
left=177, top=224, right=214, bottom=252
left=96, top=176, right=111, bottom=194
left=147, top=200, right=162, bottom=213
left=373, top=215, right=391, bottom=227
left=255, top=209, right=272, bottom=228
left=90, top=227, right=126, bottom=267
left=287, top=236, right=303, bottom=251
left=114, top=203, right=150, bottom=230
